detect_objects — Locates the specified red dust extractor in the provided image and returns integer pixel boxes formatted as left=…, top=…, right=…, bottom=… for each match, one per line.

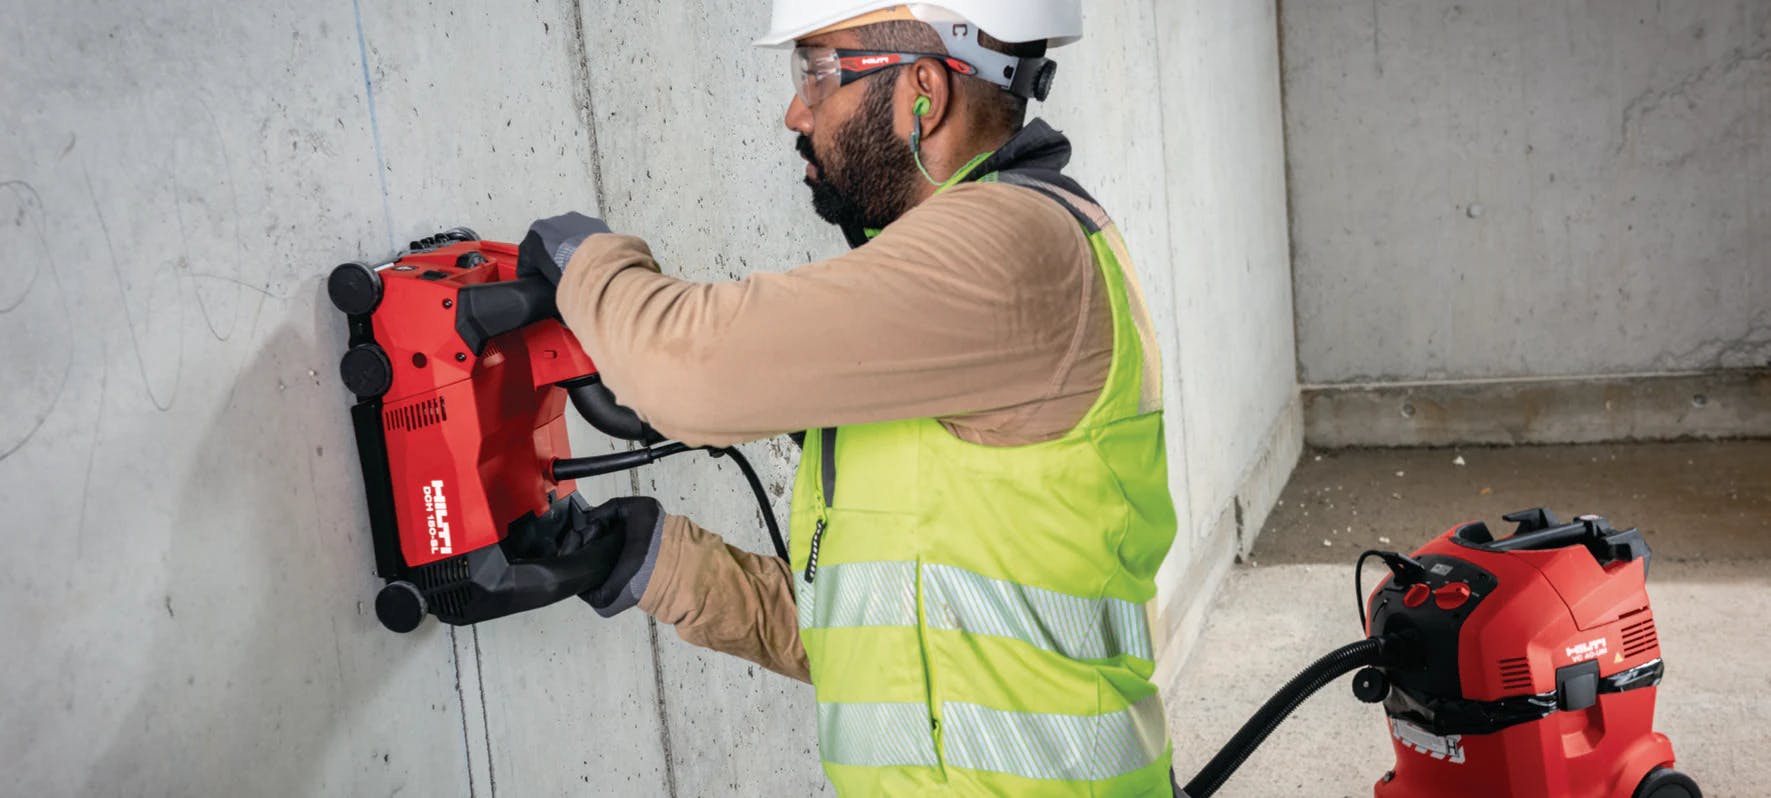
left=1180, top=509, right=1699, bottom=798
left=327, top=229, right=695, bottom=633
left=1362, top=510, right=1697, bottom=798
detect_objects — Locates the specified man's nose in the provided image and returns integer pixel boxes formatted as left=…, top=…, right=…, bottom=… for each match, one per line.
left=784, top=94, right=812, bottom=135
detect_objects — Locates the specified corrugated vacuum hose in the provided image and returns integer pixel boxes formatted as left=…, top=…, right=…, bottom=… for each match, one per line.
left=1180, top=637, right=1391, bottom=798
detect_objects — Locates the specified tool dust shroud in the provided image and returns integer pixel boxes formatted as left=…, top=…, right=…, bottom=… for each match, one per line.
left=1179, top=509, right=1700, bottom=798
left=327, top=228, right=784, bottom=633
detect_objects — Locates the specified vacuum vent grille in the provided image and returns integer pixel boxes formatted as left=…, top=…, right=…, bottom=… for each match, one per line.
left=1622, top=617, right=1659, bottom=659
left=1498, top=657, right=1533, bottom=691
left=385, top=396, right=448, bottom=432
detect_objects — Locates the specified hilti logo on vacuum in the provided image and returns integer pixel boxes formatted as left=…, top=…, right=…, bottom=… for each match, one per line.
left=423, top=480, right=454, bottom=555
left=1566, top=637, right=1608, bottom=663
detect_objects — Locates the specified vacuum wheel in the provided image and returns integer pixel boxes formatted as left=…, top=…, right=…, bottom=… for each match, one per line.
left=1633, top=767, right=1701, bottom=798
left=376, top=581, right=428, bottom=633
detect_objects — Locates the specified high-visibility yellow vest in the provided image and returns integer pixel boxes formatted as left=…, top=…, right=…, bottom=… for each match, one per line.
left=790, top=165, right=1178, bottom=796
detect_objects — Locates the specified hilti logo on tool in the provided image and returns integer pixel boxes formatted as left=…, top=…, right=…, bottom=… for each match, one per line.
left=423, top=480, right=454, bottom=555
left=1566, top=636, right=1608, bottom=663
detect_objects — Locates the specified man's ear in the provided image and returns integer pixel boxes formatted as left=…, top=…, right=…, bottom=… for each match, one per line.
left=904, top=57, right=954, bottom=139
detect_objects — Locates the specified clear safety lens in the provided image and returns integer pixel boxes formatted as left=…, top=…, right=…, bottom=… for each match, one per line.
left=791, top=46, right=841, bottom=107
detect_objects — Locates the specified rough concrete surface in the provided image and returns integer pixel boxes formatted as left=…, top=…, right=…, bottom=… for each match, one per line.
left=1169, top=441, right=1771, bottom=795
left=1303, top=370, right=1771, bottom=448
left=1258, top=441, right=1771, bottom=565
left=2, top=0, right=1301, bottom=795
left=1283, top=1, right=1771, bottom=384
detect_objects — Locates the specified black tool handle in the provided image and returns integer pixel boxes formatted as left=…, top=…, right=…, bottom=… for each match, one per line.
left=562, top=375, right=663, bottom=444
left=454, top=276, right=558, bottom=355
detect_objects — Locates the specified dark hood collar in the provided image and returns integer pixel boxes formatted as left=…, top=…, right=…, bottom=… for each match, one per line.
left=841, top=119, right=1074, bottom=248
left=964, top=119, right=1072, bottom=181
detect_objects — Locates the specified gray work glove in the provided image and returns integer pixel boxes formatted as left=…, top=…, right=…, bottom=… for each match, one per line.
left=576, top=496, right=664, bottom=617
left=500, top=495, right=662, bottom=617
left=517, top=211, right=613, bottom=285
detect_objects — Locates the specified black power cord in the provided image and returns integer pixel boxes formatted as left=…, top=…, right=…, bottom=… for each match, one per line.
left=554, top=443, right=788, bottom=562
left=1355, top=548, right=1427, bottom=631
left=711, top=446, right=788, bottom=561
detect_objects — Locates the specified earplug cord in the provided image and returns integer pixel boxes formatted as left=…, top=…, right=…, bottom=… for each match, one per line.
left=909, top=94, right=990, bottom=188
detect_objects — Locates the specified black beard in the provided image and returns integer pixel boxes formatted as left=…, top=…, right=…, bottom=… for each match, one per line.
left=798, top=78, right=921, bottom=235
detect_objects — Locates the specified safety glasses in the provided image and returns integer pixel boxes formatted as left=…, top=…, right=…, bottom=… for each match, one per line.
left=791, top=46, right=978, bottom=108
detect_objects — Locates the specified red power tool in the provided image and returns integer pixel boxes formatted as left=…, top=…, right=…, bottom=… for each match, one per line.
left=1181, top=509, right=1699, bottom=798
left=327, top=228, right=781, bottom=633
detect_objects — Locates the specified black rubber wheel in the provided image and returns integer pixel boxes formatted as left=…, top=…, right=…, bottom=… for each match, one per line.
left=339, top=344, right=393, bottom=398
left=1633, top=767, right=1701, bottom=798
left=375, top=581, right=427, bottom=633
left=441, top=226, right=479, bottom=242
left=327, top=261, right=382, bottom=315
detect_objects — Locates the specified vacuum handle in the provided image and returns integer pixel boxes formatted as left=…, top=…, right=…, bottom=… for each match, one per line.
left=1457, top=509, right=1652, bottom=571
left=1482, top=520, right=1599, bottom=552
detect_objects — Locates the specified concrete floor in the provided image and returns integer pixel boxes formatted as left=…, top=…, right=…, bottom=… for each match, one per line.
left=1167, top=440, right=1771, bottom=797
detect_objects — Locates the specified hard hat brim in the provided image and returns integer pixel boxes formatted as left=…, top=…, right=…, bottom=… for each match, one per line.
left=754, top=2, right=1082, bottom=49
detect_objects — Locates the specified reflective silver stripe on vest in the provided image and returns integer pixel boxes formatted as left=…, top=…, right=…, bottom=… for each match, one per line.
left=941, top=694, right=1168, bottom=782
left=922, top=563, right=1154, bottom=661
left=817, top=701, right=940, bottom=768
left=798, top=561, right=918, bottom=630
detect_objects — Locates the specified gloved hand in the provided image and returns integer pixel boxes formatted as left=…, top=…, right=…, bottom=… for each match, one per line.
left=517, top=211, right=613, bottom=285
left=576, top=496, right=664, bottom=615
left=503, top=495, right=662, bottom=617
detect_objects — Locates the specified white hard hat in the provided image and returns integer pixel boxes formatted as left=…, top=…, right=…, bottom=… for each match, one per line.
left=755, top=1, right=1083, bottom=49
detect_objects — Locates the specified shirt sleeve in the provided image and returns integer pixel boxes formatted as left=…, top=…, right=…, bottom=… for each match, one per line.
left=553, top=181, right=1095, bottom=447
left=639, top=514, right=810, bottom=683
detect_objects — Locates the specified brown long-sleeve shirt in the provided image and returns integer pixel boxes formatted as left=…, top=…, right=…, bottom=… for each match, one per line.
left=556, top=181, right=1112, bottom=681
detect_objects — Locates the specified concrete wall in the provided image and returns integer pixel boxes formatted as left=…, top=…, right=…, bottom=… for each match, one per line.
left=1, top=0, right=1296, bottom=794
left=1283, top=0, right=1770, bottom=441
left=1138, top=0, right=1301, bottom=676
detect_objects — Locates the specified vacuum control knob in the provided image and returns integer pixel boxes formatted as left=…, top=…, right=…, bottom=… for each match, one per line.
left=1434, top=581, right=1473, bottom=610
left=1402, top=583, right=1432, bottom=608
left=1352, top=667, right=1390, bottom=703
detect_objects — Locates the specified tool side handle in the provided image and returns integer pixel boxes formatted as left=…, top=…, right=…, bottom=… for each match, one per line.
left=562, top=375, right=663, bottom=444
left=454, top=276, right=557, bottom=355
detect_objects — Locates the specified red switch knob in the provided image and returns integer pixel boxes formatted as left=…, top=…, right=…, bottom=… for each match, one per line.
left=1434, top=582, right=1473, bottom=610
left=1403, top=583, right=1432, bottom=608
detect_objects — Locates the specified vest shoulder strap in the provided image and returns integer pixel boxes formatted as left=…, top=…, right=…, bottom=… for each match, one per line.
left=990, top=168, right=1111, bottom=234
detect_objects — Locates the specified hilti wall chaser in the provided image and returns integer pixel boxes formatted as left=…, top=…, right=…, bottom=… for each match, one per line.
left=1180, top=509, right=1700, bottom=798
left=327, top=228, right=782, bottom=633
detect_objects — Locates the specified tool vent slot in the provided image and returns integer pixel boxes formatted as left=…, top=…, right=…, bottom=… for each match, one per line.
left=384, top=396, right=449, bottom=432
left=1622, top=617, right=1658, bottom=659
left=413, top=555, right=471, bottom=619
left=1497, top=657, right=1533, bottom=691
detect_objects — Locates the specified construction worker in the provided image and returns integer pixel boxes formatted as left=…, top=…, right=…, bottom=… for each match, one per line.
left=520, top=2, right=1179, bottom=794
